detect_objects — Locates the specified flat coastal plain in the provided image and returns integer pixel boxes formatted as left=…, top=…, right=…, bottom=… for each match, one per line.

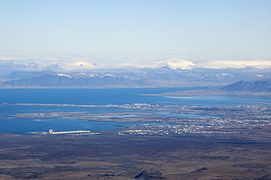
left=0, top=126, right=271, bottom=180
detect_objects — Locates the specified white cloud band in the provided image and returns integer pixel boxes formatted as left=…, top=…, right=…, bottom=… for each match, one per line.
left=202, top=60, right=271, bottom=69
left=1, top=56, right=271, bottom=71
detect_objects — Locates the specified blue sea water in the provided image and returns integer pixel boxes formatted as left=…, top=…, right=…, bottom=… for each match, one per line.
left=0, top=88, right=270, bottom=134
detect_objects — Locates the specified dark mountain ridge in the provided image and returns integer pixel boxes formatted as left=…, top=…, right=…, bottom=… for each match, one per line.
left=221, top=80, right=271, bottom=92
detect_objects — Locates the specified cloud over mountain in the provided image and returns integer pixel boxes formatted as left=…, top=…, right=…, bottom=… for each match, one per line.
left=63, top=61, right=96, bottom=71
left=161, top=59, right=271, bottom=70
left=203, top=60, right=271, bottom=69
left=165, top=59, right=195, bottom=70
left=1, top=56, right=271, bottom=73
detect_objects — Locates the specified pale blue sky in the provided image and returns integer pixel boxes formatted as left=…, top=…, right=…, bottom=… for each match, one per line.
left=0, top=0, right=271, bottom=63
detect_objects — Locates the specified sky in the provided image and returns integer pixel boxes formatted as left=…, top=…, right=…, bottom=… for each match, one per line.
left=0, top=0, right=271, bottom=70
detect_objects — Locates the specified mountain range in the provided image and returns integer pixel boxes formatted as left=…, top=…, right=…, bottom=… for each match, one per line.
left=1, top=68, right=271, bottom=90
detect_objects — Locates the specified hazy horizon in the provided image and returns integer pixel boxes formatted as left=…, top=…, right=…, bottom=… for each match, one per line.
left=1, top=0, right=271, bottom=71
